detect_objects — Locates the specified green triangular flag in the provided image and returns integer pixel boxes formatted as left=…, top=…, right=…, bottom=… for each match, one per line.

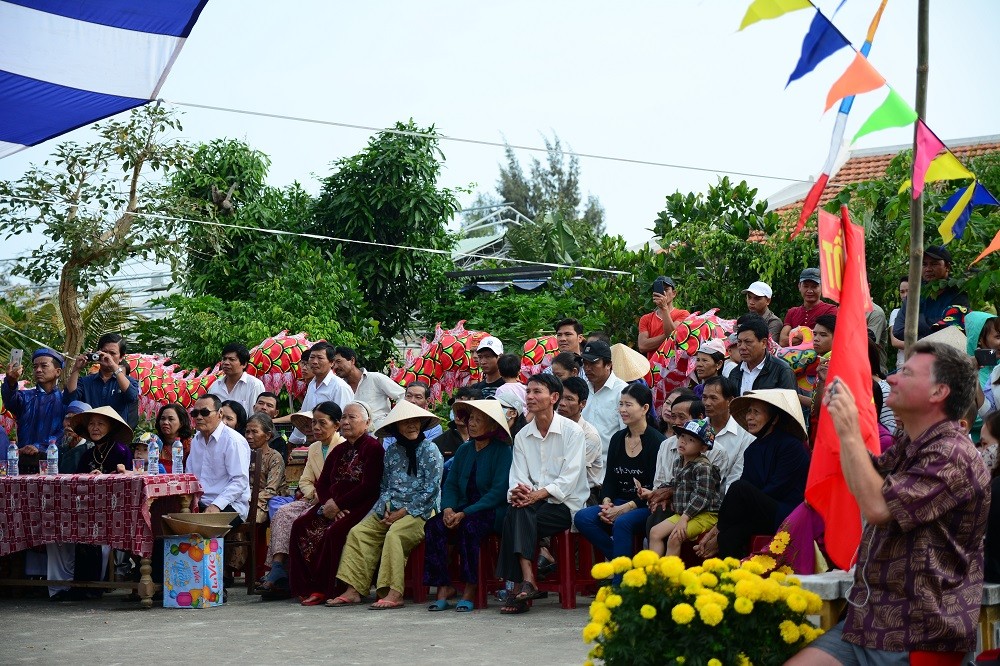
left=852, top=88, right=918, bottom=143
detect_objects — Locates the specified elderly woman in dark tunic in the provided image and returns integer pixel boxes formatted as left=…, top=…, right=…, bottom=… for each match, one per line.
left=696, top=388, right=811, bottom=559
left=288, top=401, right=384, bottom=606
left=424, top=399, right=513, bottom=612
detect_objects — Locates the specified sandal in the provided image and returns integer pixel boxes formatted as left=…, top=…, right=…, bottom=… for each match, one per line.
left=428, top=599, right=452, bottom=611
left=455, top=600, right=475, bottom=612
left=514, top=581, right=543, bottom=602
left=326, top=595, right=362, bottom=607
left=369, top=599, right=405, bottom=610
left=500, top=599, right=529, bottom=614
left=300, top=592, right=327, bottom=606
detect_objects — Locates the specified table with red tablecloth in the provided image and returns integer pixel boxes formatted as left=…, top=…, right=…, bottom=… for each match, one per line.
left=0, top=473, right=202, bottom=607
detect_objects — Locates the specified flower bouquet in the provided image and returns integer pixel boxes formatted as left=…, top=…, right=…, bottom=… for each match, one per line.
left=583, top=536, right=824, bottom=666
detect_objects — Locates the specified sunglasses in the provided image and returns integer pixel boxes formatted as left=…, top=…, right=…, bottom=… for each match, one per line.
left=190, top=408, right=217, bottom=417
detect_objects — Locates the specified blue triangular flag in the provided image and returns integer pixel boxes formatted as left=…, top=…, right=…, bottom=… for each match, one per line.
left=787, top=12, right=851, bottom=87
left=940, top=182, right=1000, bottom=240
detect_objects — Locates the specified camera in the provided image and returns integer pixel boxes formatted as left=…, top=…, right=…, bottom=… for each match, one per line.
left=975, top=348, right=998, bottom=368
left=87, top=352, right=102, bottom=362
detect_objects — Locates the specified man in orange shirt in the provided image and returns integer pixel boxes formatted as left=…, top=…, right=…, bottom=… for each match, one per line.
left=638, top=276, right=690, bottom=359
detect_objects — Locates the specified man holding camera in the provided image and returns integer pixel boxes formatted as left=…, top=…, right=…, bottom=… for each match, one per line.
left=63, top=333, right=139, bottom=429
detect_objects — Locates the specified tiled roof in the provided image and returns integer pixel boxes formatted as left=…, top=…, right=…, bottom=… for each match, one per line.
left=771, top=135, right=1000, bottom=217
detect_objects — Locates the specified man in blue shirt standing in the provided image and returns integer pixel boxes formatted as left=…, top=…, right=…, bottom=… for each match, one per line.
left=3, top=348, right=66, bottom=474
left=63, top=333, right=139, bottom=429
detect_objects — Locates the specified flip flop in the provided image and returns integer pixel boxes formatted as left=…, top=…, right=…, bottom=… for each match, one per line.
left=326, top=595, right=362, bottom=607
left=369, top=599, right=405, bottom=610
left=300, top=592, right=327, bottom=606
left=455, top=600, right=475, bottom=613
left=428, top=599, right=453, bottom=611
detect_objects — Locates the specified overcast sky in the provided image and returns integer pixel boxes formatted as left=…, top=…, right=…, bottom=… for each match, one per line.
left=1, top=0, right=998, bottom=262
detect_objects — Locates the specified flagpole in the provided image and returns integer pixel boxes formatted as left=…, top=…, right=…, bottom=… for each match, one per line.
left=904, top=0, right=930, bottom=353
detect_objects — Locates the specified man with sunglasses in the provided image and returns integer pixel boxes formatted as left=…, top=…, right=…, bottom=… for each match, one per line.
left=891, top=245, right=971, bottom=342
left=186, top=394, right=250, bottom=524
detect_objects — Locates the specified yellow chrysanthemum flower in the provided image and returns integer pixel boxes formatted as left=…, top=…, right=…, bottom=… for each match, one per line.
left=699, top=572, right=719, bottom=588
left=800, top=623, right=816, bottom=643
left=584, top=661, right=593, bottom=666
left=741, top=561, right=765, bottom=575
left=622, top=568, right=647, bottom=588
left=640, top=604, right=657, bottom=620
left=702, top=557, right=727, bottom=573
left=582, top=622, right=602, bottom=643
left=804, top=591, right=823, bottom=614
left=786, top=592, right=808, bottom=613
left=679, top=570, right=701, bottom=588
left=779, top=619, right=801, bottom=644
left=760, top=579, right=782, bottom=603
left=750, top=554, right=776, bottom=570
left=724, top=557, right=742, bottom=568
left=734, top=596, right=754, bottom=614
left=632, top=549, right=659, bottom=569
left=671, top=602, right=695, bottom=624
left=675, top=658, right=686, bottom=664
left=611, top=556, right=633, bottom=573
left=708, top=659, right=723, bottom=666
left=659, top=555, right=686, bottom=579
left=591, top=562, right=614, bottom=580
left=590, top=602, right=611, bottom=625
left=736, top=653, right=753, bottom=666
left=592, top=645, right=604, bottom=658
left=786, top=575, right=801, bottom=586
left=769, top=571, right=786, bottom=583
left=699, top=602, right=724, bottom=626
left=605, top=593, right=622, bottom=609
left=734, top=579, right=760, bottom=601
left=687, top=565, right=704, bottom=575
left=595, top=585, right=610, bottom=603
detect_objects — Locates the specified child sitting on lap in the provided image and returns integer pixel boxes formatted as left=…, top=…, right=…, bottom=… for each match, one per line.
left=648, top=419, right=722, bottom=556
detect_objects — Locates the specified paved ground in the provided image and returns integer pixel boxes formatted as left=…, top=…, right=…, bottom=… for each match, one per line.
left=0, top=588, right=591, bottom=665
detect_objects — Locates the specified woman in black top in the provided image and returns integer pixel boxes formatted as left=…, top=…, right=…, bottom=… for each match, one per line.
left=573, top=383, right=664, bottom=561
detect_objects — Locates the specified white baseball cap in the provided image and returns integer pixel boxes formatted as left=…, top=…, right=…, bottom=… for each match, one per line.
left=476, top=336, right=504, bottom=356
left=742, top=281, right=773, bottom=298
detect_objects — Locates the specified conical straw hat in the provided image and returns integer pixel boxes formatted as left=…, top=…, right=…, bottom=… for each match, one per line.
left=375, top=400, right=440, bottom=438
left=610, top=343, right=651, bottom=382
left=730, top=388, right=808, bottom=442
left=453, top=399, right=511, bottom=440
left=71, top=405, right=133, bottom=444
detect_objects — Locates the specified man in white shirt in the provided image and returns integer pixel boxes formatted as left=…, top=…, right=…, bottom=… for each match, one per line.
left=288, top=343, right=354, bottom=445
left=701, top=376, right=754, bottom=494
left=497, top=374, right=589, bottom=613
left=186, top=394, right=251, bottom=523
left=580, top=341, right=627, bottom=458
left=332, top=345, right=404, bottom=432
left=207, top=342, right=265, bottom=417
left=557, top=376, right=605, bottom=494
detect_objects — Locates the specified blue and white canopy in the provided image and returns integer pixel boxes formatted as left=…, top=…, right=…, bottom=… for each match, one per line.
left=0, top=0, right=208, bottom=158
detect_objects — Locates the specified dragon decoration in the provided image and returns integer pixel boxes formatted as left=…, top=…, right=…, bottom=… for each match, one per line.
left=1, top=322, right=818, bottom=437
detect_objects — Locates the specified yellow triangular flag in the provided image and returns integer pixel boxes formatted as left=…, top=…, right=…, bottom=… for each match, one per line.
left=898, top=150, right=975, bottom=193
left=739, top=0, right=812, bottom=30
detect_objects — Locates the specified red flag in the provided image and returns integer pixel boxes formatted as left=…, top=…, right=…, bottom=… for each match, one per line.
left=791, top=173, right=829, bottom=238
left=805, top=205, right=880, bottom=570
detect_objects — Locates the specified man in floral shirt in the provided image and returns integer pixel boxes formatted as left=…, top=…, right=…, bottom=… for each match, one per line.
left=790, top=341, right=990, bottom=665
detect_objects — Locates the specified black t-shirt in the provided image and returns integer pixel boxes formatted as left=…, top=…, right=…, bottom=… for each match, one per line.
left=604, top=427, right=665, bottom=506
left=470, top=378, right=505, bottom=399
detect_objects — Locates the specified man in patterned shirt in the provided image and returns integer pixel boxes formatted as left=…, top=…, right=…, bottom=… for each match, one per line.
left=790, top=341, right=990, bottom=665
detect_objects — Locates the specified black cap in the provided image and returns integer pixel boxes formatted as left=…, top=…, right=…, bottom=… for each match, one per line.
left=580, top=341, right=612, bottom=362
left=652, top=276, right=675, bottom=294
left=798, top=267, right=821, bottom=283
left=924, top=245, right=952, bottom=264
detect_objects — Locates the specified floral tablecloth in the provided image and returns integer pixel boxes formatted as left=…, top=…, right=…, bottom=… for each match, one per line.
left=0, top=473, right=202, bottom=558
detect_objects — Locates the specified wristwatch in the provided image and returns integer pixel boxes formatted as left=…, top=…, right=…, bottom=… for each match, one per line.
left=112, top=368, right=123, bottom=378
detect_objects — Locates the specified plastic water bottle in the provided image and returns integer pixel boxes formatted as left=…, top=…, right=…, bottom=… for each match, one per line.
left=46, top=436, right=59, bottom=475
left=171, top=439, right=184, bottom=475
left=147, top=435, right=160, bottom=475
left=7, top=442, right=18, bottom=476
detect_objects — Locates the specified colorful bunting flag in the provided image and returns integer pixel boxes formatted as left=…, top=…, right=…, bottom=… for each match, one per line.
left=852, top=88, right=917, bottom=143
left=790, top=0, right=888, bottom=238
left=825, top=52, right=885, bottom=111
left=939, top=181, right=1000, bottom=243
left=898, top=149, right=975, bottom=193
left=910, top=120, right=945, bottom=199
left=739, top=0, right=812, bottom=31
left=972, top=229, right=1000, bottom=265
left=807, top=206, right=880, bottom=570
left=787, top=12, right=850, bottom=86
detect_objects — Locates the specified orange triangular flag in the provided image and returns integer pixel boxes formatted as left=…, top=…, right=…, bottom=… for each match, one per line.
left=972, top=228, right=1000, bottom=265
left=825, top=52, right=885, bottom=111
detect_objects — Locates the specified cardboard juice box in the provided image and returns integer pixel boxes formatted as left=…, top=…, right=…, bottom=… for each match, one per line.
left=163, top=534, right=224, bottom=608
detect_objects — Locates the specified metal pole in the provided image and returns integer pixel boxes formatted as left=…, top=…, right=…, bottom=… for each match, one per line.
left=904, top=0, right=930, bottom=354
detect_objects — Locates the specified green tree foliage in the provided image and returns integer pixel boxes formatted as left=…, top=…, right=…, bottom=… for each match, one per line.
left=312, top=121, right=461, bottom=349
left=0, top=106, right=191, bottom=355
left=0, top=287, right=137, bottom=360
left=133, top=245, right=387, bottom=369
left=462, top=135, right=606, bottom=258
